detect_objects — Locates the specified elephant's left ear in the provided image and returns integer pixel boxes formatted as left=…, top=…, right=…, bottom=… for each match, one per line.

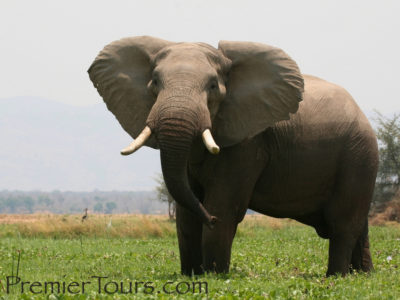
left=214, top=41, right=304, bottom=147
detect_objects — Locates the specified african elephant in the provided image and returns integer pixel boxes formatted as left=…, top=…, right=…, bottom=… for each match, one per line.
left=88, top=36, right=378, bottom=276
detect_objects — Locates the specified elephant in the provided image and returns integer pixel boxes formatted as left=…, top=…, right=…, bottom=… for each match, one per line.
left=88, top=36, right=378, bottom=276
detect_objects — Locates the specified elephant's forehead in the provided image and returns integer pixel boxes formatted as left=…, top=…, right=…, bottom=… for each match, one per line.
left=169, top=42, right=217, bottom=53
left=155, top=43, right=219, bottom=63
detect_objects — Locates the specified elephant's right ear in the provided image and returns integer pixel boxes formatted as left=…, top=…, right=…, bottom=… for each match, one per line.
left=88, top=36, right=175, bottom=148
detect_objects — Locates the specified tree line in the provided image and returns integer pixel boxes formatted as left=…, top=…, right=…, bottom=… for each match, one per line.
left=0, top=191, right=166, bottom=214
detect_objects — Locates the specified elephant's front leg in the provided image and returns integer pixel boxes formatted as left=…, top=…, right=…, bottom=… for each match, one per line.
left=201, top=212, right=239, bottom=273
left=199, top=139, right=268, bottom=273
left=176, top=203, right=203, bottom=275
left=201, top=184, right=251, bottom=273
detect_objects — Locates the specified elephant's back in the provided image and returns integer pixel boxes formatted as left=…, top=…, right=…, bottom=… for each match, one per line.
left=288, top=75, right=376, bottom=145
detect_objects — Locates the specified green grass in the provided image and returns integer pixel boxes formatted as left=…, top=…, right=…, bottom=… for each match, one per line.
left=0, top=216, right=399, bottom=299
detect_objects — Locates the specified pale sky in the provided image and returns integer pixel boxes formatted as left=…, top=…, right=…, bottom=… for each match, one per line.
left=1, top=0, right=399, bottom=114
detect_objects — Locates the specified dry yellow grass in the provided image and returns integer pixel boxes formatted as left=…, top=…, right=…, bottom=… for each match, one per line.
left=0, top=213, right=298, bottom=239
left=0, top=214, right=175, bottom=238
left=240, top=214, right=293, bottom=230
left=370, top=199, right=400, bottom=226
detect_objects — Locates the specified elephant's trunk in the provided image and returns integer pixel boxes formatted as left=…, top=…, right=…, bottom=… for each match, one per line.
left=158, top=125, right=216, bottom=228
left=146, top=91, right=217, bottom=228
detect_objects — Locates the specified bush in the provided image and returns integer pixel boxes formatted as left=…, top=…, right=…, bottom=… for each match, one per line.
left=373, top=112, right=400, bottom=210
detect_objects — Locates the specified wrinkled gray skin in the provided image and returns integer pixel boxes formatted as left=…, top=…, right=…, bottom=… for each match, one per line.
left=89, top=36, right=378, bottom=276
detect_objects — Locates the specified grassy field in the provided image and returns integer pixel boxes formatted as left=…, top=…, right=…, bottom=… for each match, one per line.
left=0, top=214, right=399, bottom=299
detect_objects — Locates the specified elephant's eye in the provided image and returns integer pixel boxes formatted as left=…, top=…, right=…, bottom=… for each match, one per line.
left=209, top=81, right=218, bottom=91
left=148, top=77, right=160, bottom=95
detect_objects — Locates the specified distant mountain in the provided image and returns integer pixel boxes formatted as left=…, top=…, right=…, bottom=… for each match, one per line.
left=0, top=96, right=161, bottom=191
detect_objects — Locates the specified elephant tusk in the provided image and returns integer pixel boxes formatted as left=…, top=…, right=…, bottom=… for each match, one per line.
left=120, top=126, right=152, bottom=155
left=202, top=129, right=220, bottom=155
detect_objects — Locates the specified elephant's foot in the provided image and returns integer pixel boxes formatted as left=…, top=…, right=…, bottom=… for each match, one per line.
left=181, top=265, right=204, bottom=276
left=202, top=257, right=230, bottom=274
left=350, top=222, right=373, bottom=273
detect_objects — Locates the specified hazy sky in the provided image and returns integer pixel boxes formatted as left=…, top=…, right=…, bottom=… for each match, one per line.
left=1, top=0, right=399, bottom=114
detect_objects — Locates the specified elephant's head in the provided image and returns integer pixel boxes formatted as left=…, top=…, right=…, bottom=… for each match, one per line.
left=88, top=36, right=303, bottom=228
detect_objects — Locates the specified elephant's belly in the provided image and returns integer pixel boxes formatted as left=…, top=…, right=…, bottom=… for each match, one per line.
left=248, top=159, right=336, bottom=218
left=249, top=189, right=328, bottom=218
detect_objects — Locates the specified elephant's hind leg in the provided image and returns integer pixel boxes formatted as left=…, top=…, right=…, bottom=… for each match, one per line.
left=325, top=151, right=376, bottom=276
left=350, top=220, right=373, bottom=272
left=326, top=233, right=356, bottom=276
left=326, top=222, right=373, bottom=276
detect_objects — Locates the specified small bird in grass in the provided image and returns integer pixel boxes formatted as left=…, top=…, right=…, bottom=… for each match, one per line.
left=81, top=208, right=88, bottom=222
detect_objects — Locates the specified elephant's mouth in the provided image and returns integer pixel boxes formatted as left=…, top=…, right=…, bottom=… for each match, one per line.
left=120, top=127, right=219, bottom=156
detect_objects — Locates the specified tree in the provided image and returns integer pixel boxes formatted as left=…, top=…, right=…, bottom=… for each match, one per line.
left=373, top=112, right=400, bottom=207
left=105, top=202, right=117, bottom=214
left=155, top=174, right=176, bottom=220
left=23, top=198, right=34, bottom=213
left=4, top=197, right=17, bottom=213
left=93, top=203, right=103, bottom=213
left=38, top=196, right=54, bottom=207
